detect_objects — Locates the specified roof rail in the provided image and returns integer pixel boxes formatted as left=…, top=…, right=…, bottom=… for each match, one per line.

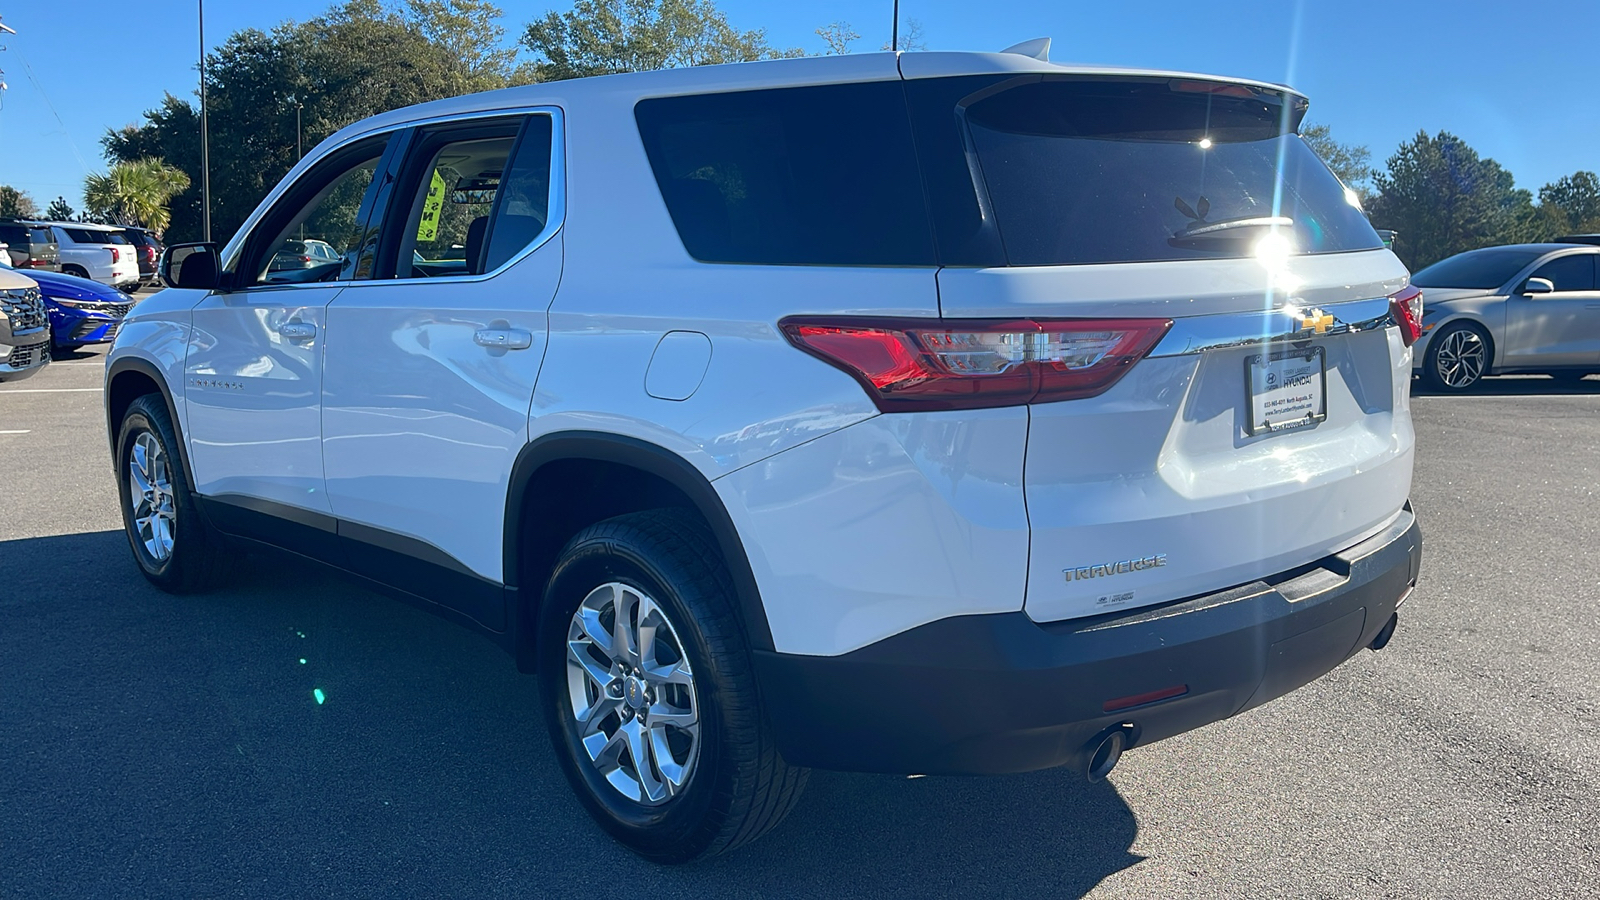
left=1000, top=37, right=1051, bottom=62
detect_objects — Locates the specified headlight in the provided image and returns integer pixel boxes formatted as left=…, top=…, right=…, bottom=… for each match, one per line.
left=50, top=297, right=96, bottom=309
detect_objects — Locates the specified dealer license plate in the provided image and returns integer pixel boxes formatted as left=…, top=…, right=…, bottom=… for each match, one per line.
left=1245, top=347, right=1326, bottom=435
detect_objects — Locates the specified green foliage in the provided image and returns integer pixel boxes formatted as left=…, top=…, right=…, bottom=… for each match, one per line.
left=104, top=0, right=519, bottom=243
left=1538, top=171, right=1600, bottom=234
left=815, top=22, right=859, bottom=55
left=45, top=197, right=76, bottom=221
left=1300, top=124, right=1374, bottom=200
left=0, top=185, right=38, bottom=218
left=1368, top=131, right=1536, bottom=269
left=520, top=0, right=801, bottom=82
left=84, top=159, right=192, bottom=231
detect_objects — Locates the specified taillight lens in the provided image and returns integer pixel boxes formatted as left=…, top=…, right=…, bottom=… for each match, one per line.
left=1389, top=284, right=1423, bottom=347
left=109, top=247, right=120, bottom=264
left=781, top=317, right=1173, bottom=411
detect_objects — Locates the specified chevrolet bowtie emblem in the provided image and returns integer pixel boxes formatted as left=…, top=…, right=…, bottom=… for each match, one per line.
left=1299, top=309, right=1334, bottom=334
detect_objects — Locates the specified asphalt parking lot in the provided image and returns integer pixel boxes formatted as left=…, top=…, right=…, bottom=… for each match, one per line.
left=2, top=346, right=1597, bottom=899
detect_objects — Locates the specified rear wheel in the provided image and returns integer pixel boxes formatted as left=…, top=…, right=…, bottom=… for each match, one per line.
left=115, top=395, right=235, bottom=592
left=537, top=509, right=807, bottom=863
left=62, top=265, right=90, bottom=280
left=1422, top=323, right=1490, bottom=392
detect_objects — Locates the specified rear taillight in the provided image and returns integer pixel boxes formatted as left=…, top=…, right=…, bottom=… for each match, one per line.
left=781, top=317, right=1173, bottom=412
left=1389, top=284, right=1423, bottom=347
left=109, top=247, right=120, bottom=264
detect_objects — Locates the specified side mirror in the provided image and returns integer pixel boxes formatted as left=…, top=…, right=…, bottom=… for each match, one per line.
left=1522, top=277, right=1555, bottom=295
left=159, top=242, right=223, bottom=290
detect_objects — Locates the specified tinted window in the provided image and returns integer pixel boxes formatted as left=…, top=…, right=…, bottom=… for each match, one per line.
left=906, top=76, right=1379, bottom=267
left=1411, top=247, right=1548, bottom=289
left=483, top=115, right=553, bottom=273
left=636, top=82, right=935, bottom=266
left=29, top=228, right=51, bottom=244
left=1530, top=254, right=1596, bottom=292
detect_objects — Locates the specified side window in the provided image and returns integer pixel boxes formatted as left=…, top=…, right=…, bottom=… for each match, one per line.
left=241, top=139, right=387, bottom=286
left=634, top=82, right=934, bottom=266
left=1530, top=255, right=1596, bottom=293
left=387, top=114, right=553, bottom=279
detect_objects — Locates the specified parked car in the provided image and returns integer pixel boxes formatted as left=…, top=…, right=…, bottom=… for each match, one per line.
left=0, top=219, right=62, bottom=272
left=0, top=247, right=136, bottom=354
left=1410, top=242, right=1600, bottom=390
left=1556, top=234, right=1600, bottom=246
left=0, top=264, right=50, bottom=381
left=42, top=221, right=141, bottom=293
left=106, top=48, right=1424, bottom=862
left=267, top=238, right=341, bottom=274
left=119, top=226, right=165, bottom=287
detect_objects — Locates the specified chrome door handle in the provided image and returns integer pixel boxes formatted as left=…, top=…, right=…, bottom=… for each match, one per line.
left=474, top=328, right=533, bottom=350
left=278, top=322, right=317, bottom=340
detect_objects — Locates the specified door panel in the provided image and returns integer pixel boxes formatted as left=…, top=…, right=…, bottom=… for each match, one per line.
left=185, top=287, right=340, bottom=513
left=321, top=237, right=560, bottom=591
left=1504, top=255, right=1600, bottom=366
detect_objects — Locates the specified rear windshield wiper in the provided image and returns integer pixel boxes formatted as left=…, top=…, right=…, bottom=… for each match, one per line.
left=1170, top=202, right=1294, bottom=249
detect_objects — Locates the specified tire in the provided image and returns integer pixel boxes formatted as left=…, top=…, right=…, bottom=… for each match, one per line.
left=1422, top=323, right=1490, bottom=392
left=537, top=509, right=807, bottom=863
left=115, top=394, right=235, bottom=593
left=62, top=265, right=90, bottom=280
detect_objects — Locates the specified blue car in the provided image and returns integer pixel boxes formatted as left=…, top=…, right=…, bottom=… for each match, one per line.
left=0, top=253, right=135, bottom=354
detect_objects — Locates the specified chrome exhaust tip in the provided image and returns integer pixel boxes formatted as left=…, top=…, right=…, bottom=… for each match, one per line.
left=1086, top=727, right=1128, bottom=782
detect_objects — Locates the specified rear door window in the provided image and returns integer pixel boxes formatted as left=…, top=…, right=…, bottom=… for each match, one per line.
left=905, top=75, right=1384, bottom=267
left=635, top=82, right=935, bottom=266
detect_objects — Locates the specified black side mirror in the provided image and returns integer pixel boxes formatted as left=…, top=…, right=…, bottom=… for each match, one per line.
left=159, top=242, right=223, bottom=290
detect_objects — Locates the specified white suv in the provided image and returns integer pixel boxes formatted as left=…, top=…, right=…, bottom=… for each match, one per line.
left=45, top=221, right=142, bottom=292
left=105, top=49, right=1424, bottom=862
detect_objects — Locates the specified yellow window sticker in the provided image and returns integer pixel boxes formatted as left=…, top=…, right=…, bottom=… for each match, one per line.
left=416, top=170, right=447, bottom=242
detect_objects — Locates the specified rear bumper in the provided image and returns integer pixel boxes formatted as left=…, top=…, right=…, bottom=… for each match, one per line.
left=754, top=505, right=1422, bottom=776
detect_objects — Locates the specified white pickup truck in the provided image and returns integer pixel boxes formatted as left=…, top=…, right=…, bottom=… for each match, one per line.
left=44, top=222, right=141, bottom=293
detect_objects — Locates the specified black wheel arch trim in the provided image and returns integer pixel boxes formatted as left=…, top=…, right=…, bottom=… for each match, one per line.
left=105, top=356, right=201, bottom=491
left=505, top=431, right=776, bottom=663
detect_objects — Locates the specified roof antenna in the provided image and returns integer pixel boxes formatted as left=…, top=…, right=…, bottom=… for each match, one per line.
left=891, top=0, right=900, bottom=52
left=1001, top=37, right=1051, bottom=61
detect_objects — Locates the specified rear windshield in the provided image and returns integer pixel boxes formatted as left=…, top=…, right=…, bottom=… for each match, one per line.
left=66, top=228, right=127, bottom=244
left=1411, top=247, right=1547, bottom=289
left=905, top=75, right=1382, bottom=266
left=0, top=225, right=50, bottom=244
left=634, top=82, right=935, bottom=266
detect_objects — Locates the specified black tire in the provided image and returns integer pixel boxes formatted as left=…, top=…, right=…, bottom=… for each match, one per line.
left=115, top=394, right=235, bottom=593
left=62, top=265, right=90, bottom=280
left=1421, top=322, right=1491, bottom=392
left=537, top=509, right=807, bottom=863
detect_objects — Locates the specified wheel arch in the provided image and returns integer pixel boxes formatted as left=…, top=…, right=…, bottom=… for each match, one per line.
left=505, top=431, right=774, bottom=672
left=106, top=356, right=196, bottom=486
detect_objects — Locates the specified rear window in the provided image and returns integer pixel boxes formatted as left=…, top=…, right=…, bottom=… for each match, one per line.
left=1411, top=247, right=1548, bottom=289
left=635, top=82, right=935, bottom=266
left=905, top=75, right=1384, bottom=267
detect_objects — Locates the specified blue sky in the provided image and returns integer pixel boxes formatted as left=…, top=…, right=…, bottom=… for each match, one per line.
left=1, top=0, right=1596, bottom=211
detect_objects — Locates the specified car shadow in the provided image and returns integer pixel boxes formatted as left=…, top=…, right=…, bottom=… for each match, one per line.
left=47, top=346, right=96, bottom=361
left=0, top=530, right=1143, bottom=899
left=1411, top=374, right=1600, bottom=397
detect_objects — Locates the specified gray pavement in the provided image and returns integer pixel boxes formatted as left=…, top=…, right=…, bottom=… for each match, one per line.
left=1, top=346, right=1597, bottom=898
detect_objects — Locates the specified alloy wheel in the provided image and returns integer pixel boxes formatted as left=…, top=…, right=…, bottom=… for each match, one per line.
left=1434, top=328, right=1487, bottom=389
left=565, top=582, right=701, bottom=806
left=128, top=431, right=176, bottom=562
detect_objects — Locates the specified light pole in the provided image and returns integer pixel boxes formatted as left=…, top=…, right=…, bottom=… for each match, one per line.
left=199, top=0, right=211, bottom=242
left=891, top=0, right=900, bottom=52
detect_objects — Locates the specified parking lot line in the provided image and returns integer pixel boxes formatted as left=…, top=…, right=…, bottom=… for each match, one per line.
left=0, top=388, right=104, bottom=394
left=0, top=430, right=30, bottom=434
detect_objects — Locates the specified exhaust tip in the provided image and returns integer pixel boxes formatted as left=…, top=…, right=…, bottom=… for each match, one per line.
left=1086, top=727, right=1128, bottom=782
left=1369, top=612, right=1399, bottom=651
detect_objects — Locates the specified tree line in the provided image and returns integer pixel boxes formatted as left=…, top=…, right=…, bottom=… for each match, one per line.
left=3, top=0, right=1592, bottom=271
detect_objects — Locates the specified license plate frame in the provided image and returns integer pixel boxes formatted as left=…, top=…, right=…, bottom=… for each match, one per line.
left=1244, top=346, right=1327, bottom=436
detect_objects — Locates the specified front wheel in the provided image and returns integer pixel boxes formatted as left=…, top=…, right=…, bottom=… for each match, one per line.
left=115, top=395, right=235, bottom=592
left=537, top=510, right=807, bottom=863
left=1422, top=323, right=1490, bottom=392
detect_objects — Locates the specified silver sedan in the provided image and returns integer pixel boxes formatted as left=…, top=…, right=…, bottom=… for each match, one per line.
left=1411, top=243, right=1600, bottom=391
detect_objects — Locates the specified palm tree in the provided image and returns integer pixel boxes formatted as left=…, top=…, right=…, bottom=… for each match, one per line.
left=83, top=158, right=191, bottom=231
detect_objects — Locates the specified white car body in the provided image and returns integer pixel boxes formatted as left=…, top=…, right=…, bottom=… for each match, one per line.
left=45, top=222, right=141, bottom=290
left=105, top=50, right=1424, bottom=846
